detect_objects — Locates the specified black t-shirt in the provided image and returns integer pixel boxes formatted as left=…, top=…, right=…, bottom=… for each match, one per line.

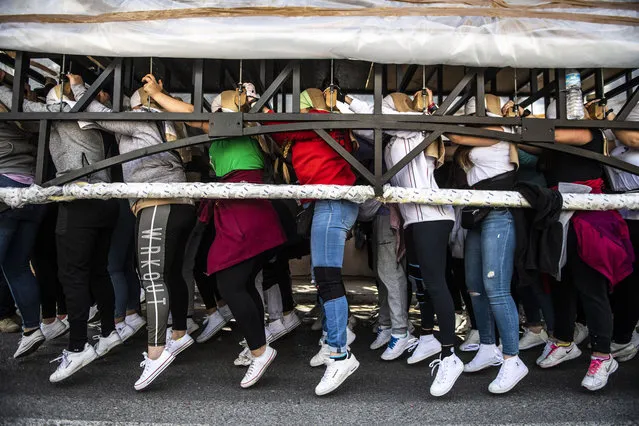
left=542, top=129, right=604, bottom=187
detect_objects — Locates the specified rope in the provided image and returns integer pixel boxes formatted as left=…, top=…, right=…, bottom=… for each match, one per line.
left=0, top=6, right=637, bottom=26
left=1, top=182, right=638, bottom=211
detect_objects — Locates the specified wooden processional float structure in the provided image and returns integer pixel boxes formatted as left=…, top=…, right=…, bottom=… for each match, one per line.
left=0, top=0, right=638, bottom=210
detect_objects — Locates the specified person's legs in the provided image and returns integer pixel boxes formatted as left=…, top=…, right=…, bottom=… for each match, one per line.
left=611, top=219, right=639, bottom=345
left=478, top=210, right=519, bottom=357
left=410, top=221, right=456, bottom=347
left=311, top=200, right=358, bottom=354
left=33, top=204, right=64, bottom=321
left=374, top=214, right=408, bottom=335
left=406, top=231, right=433, bottom=333
left=0, top=274, right=16, bottom=321
left=90, top=226, right=117, bottom=338
left=217, top=255, right=266, bottom=351
left=193, top=219, right=219, bottom=311
left=108, top=199, right=136, bottom=322
left=453, top=257, right=477, bottom=330
left=465, top=227, right=495, bottom=346
left=446, top=250, right=464, bottom=313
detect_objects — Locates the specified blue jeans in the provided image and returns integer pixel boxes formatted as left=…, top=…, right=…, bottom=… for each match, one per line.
left=108, top=200, right=140, bottom=319
left=311, top=200, right=358, bottom=352
left=465, top=209, right=519, bottom=356
left=0, top=176, right=45, bottom=329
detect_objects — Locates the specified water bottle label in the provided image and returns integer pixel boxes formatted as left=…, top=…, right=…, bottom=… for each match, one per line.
left=566, top=73, right=581, bottom=87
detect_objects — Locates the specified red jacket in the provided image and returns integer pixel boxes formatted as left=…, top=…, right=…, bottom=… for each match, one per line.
left=266, top=109, right=356, bottom=187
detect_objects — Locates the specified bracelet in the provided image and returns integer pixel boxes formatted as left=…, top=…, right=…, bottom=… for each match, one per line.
left=427, top=102, right=438, bottom=114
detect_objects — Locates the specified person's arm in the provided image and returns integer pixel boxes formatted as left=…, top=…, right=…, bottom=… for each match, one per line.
left=554, top=129, right=593, bottom=146
left=343, top=96, right=374, bottom=143
left=445, top=127, right=503, bottom=147
left=614, top=129, right=639, bottom=148
left=0, top=84, right=69, bottom=113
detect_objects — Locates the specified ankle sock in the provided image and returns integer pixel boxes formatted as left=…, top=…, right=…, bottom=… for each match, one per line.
left=330, top=352, right=348, bottom=360
left=557, top=342, right=572, bottom=347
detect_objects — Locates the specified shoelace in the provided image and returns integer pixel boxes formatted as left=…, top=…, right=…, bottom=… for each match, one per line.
left=387, top=336, right=399, bottom=350
left=429, top=357, right=443, bottom=378
left=139, top=352, right=151, bottom=370
left=587, top=358, right=605, bottom=376
left=406, top=337, right=420, bottom=353
left=50, top=351, right=70, bottom=368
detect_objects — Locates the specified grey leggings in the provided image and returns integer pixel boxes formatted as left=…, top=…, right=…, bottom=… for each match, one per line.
left=137, top=204, right=195, bottom=347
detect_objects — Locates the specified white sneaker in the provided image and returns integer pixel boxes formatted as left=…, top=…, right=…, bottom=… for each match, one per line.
left=519, top=328, right=549, bottom=351
left=429, top=352, right=464, bottom=397
left=315, top=352, right=360, bottom=396
left=459, top=329, right=480, bottom=352
left=116, top=322, right=136, bottom=342
left=49, top=343, right=98, bottom=383
left=574, top=323, right=589, bottom=345
left=611, top=342, right=638, bottom=362
left=536, top=341, right=554, bottom=365
left=165, top=333, right=194, bottom=357
left=41, top=318, right=69, bottom=341
left=381, top=333, right=417, bottom=361
left=267, top=319, right=288, bottom=342
left=581, top=355, right=618, bottom=391
left=125, top=313, right=146, bottom=335
left=219, top=304, right=234, bottom=321
left=370, top=326, right=392, bottom=350
left=282, top=311, right=301, bottom=333
left=240, top=346, right=277, bottom=388
left=463, top=344, right=503, bottom=373
left=14, top=329, right=46, bottom=358
left=537, top=342, right=582, bottom=368
left=187, top=318, right=199, bottom=335
left=310, top=341, right=331, bottom=367
left=348, top=315, right=357, bottom=331
left=196, top=311, right=228, bottom=343
left=488, top=355, right=529, bottom=394
left=134, top=350, right=175, bottom=391
left=407, top=334, right=442, bottom=365
left=60, top=315, right=69, bottom=329
left=235, top=347, right=253, bottom=367
left=94, top=330, right=123, bottom=357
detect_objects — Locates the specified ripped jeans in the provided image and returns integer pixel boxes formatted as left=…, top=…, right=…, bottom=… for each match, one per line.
left=465, top=209, right=519, bottom=356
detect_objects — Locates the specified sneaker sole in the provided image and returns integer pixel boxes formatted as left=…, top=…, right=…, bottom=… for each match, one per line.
left=134, top=355, right=176, bottom=391
left=581, top=360, right=619, bottom=391
left=489, top=367, right=529, bottom=394
left=268, top=329, right=288, bottom=343
left=240, top=349, right=277, bottom=389
left=464, top=360, right=503, bottom=373
left=310, top=357, right=328, bottom=368
left=50, top=352, right=98, bottom=383
left=381, top=344, right=412, bottom=361
left=14, top=335, right=46, bottom=359
left=196, top=320, right=228, bottom=344
left=170, top=337, right=195, bottom=358
left=613, top=346, right=638, bottom=363
left=369, top=339, right=391, bottom=351
left=407, top=347, right=442, bottom=365
left=430, top=364, right=464, bottom=397
left=315, top=359, right=360, bottom=396
left=539, top=347, right=582, bottom=369
left=284, top=318, right=302, bottom=334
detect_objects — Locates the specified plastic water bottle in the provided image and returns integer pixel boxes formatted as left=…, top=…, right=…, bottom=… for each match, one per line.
left=565, top=69, right=584, bottom=120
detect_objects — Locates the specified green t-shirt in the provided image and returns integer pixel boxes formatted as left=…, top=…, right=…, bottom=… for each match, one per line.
left=209, top=136, right=264, bottom=177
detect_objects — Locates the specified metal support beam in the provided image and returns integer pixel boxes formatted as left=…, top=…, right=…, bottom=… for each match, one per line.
left=111, top=59, right=124, bottom=113
left=615, top=86, right=639, bottom=122
left=292, top=60, right=301, bottom=113
left=11, top=51, right=28, bottom=113
left=606, top=75, right=639, bottom=101
left=70, top=58, right=122, bottom=112
left=374, top=63, right=383, bottom=115
left=35, top=120, right=51, bottom=184
left=249, top=62, right=294, bottom=113
left=437, top=65, right=444, bottom=105
left=399, top=65, right=418, bottom=93
left=475, top=70, right=486, bottom=117
left=555, top=68, right=567, bottom=120
left=314, top=129, right=375, bottom=184
left=543, top=69, right=551, bottom=110
left=595, top=68, right=605, bottom=101
left=434, top=69, right=478, bottom=115
left=192, top=59, right=204, bottom=114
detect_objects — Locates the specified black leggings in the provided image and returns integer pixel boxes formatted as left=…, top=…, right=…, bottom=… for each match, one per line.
left=137, top=204, right=195, bottom=346
left=217, top=253, right=267, bottom=351
left=33, top=204, right=67, bottom=318
left=611, top=219, right=639, bottom=345
left=551, top=225, right=613, bottom=353
left=405, top=221, right=456, bottom=347
left=193, top=218, right=221, bottom=310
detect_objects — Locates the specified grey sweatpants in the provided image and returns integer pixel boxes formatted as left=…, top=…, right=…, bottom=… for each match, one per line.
left=373, top=214, right=409, bottom=335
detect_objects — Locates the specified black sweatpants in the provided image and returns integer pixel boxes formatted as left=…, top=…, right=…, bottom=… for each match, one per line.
left=551, top=225, right=613, bottom=353
left=137, top=203, right=195, bottom=347
left=33, top=203, right=67, bottom=318
left=405, top=220, right=456, bottom=346
left=217, top=253, right=267, bottom=351
left=56, top=199, right=119, bottom=351
left=611, top=219, right=639, bottom=345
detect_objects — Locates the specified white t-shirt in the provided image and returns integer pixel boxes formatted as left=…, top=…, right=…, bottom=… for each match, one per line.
left=466, top=140, right=515, bottom=187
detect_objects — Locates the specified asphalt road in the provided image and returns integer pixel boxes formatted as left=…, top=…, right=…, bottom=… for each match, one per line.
left=0, top=302, right=638, bottom=426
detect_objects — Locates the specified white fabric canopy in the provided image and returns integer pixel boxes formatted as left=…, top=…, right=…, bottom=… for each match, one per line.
left=1, top=0, right=638, bottom=67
